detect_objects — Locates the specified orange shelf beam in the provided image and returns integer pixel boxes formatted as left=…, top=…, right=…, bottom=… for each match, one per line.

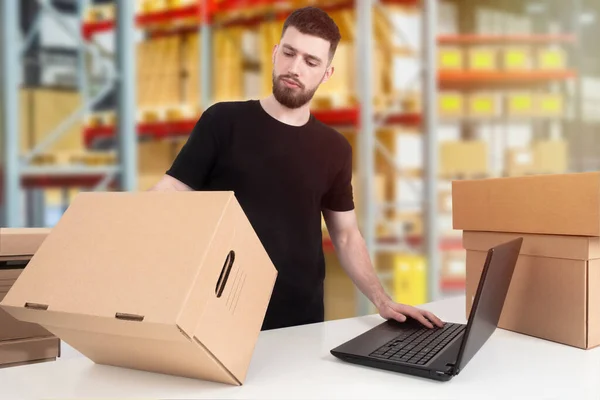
left=83, top=109, right=421, bottom=147
left=439, top=70, right=576, bottom=87
left=82, top=0, right=418, bottom=39
left=322, top=236, right=463, bottom=253
left=438, top=34, right=576, bottom=45
left=84, top=119, right=198, bottom=147
left=440, top=278, right=465, bottom=291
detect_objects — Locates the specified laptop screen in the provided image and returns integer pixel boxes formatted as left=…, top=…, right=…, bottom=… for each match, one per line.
left=455, top=237, right=522, bottom=374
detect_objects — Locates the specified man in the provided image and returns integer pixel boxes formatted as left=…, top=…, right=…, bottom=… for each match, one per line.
left=150, top=6, right=443, bottom=331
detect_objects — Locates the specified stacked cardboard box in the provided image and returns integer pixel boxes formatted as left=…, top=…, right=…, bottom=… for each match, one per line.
left=0, top=228, right=61, bottom=367
left=452, top=172, right=600, bottom=349
left=0, top=192, right=277, bottom=384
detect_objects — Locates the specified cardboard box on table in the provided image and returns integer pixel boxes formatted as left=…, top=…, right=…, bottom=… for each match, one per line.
left=463, top=231, right=600, bottom=350
left=452, top=172, right=600, bottom=236
left=0, top=191, right=278, bottom=385
left=0, top=228, right=61, bottom=367
left=452, top=172, right=600, bottom=349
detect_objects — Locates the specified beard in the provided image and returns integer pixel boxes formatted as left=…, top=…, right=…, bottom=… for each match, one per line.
left=272, top=71, right=320, bottom=109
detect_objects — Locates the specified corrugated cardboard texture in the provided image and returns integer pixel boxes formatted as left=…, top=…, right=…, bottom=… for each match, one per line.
left=463, top=231, right=600, bottom=260
left=589, top=260, right=600, bottom=348
left=0, top=228, right=50, bottom=257
left=467, top=250, right=590, bottom=349
left=0, top=336, right=60, bottom=367
left=0, top=191, right=277, bottom=385
left=452, top=172, right=600, bottom=236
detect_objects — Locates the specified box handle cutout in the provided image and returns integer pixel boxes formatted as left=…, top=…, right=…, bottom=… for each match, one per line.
left=115, top=312, right=144, bottom=322
left=24, top=302, right=48, bottom=310
left=216, top=250, right=235, bottom=298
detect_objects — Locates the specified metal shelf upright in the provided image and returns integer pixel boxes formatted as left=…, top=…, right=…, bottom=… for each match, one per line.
left=1, top=0, right=22, bottom=227
left=116, top=0, right=138, bottom=191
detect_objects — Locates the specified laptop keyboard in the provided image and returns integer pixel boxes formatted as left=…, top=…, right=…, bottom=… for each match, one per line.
left=369, top=322, right=465, bottom=366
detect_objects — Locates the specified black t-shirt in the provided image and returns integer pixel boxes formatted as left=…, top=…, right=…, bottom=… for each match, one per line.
left=166, top=100, right=355, bottom=330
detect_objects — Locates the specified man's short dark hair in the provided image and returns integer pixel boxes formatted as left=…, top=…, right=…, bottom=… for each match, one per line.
left=281, top=6, right=342, bottom=62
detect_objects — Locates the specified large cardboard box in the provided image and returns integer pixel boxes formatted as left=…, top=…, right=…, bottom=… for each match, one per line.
left=452, top=172, right=600, bottom=236
left=0, top=192, right=277, bottom=385
left=0, top=228, right=60, bottom=366
left=464, top=231, right=600, bottom=349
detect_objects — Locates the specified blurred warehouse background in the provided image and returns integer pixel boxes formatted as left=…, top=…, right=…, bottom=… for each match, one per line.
left=1, top=0, right=598, bottom=320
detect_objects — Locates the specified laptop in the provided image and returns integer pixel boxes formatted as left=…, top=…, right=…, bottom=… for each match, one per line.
left=330, top=237, right=522, bottom=382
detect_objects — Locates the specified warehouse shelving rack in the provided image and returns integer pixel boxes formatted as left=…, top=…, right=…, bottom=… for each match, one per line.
left=3, top=0, right=582, bottom=317
left=1, top=0, right=136, bottom=228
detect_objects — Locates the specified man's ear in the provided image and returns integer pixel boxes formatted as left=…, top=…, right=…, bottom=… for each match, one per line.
left=321, top=65, right=335, bottom=84
left=272, top=44, right=278, bottom=64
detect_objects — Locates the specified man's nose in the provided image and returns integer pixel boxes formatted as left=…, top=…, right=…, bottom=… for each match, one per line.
left=288, top=56, right=302, bottom=75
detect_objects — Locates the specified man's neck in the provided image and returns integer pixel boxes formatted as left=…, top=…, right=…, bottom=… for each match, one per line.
left=260, top=95, right=311, bottom=127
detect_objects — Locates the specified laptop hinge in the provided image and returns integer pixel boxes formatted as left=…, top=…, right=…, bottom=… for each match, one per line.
left=445, top=362, right=459, bottom=376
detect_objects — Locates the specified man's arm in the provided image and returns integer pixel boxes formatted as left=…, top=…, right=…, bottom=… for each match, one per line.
left=322, top=208, right=443, bottom=329
left=148, top=174, right=193, bottom=191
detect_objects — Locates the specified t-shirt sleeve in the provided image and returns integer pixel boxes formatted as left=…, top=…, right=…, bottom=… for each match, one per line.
left=166, top=106, right=221, bottom=190
left=322, top=143, right=355, bottom=212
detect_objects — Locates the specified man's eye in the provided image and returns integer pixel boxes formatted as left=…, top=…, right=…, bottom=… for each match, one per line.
left=284, top=51, right=294, bottom=57
left=307, top=61, right=317, bottom=67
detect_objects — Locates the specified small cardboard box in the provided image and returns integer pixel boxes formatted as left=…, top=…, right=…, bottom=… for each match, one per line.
left=452, top=172, right=600, bottom=236
left=533, top=140, right=568, bottom=174
left=505, top=147, right=535, bottom=176
left=0, top=336, right=61, bottom=368
left=467, top=92, right=500, bottom=118
left=502, top=47, right=532, bottom=71
left=0, top=228, right=59, bottom=366
left=0, top=191, right=277, bottom=385
left=536, top=93, right=564, bottom=117
left=507, top=92, right=534, bottom=117
left=468, top=47, right=498, bottom=71
left=440, top=141, right=488, bottom=177
left=438, top=47, right=464, bottom=70
left=464, top=231, right=600, bottom=349
left=0, top=228, right=50, bottom=260
left=537, top=47, right=567, bottom=70
left=439, top=92, right=464, bottom=117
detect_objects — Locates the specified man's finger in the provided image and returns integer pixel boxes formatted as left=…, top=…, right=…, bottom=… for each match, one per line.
left=391, top=310, right=407, bottom=323
left=425, top=311, right=444, bottom=327
left=404, top=308, right=434, bottom=329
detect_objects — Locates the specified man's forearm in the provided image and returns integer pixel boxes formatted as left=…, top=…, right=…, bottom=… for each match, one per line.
left=331, top=229, right=390, bottom=309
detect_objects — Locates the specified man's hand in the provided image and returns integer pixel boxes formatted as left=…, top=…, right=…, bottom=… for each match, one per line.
left=376, top=296, right=444, bottom=329
left=322, top=208, right=445, bottom=330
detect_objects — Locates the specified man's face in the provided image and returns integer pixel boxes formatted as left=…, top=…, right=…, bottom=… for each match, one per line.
left=271, top=26, right=334, bottom=109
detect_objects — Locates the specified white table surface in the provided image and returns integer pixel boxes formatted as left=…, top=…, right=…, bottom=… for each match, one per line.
left=2, top=295, right=599, bottom=399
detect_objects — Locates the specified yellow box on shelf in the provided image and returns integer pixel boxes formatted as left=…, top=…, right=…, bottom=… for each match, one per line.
left=438, top=47, right=463, bottom=70
left=538, top=47, right=567, bottom=70
left=393, top=254, right=427, bottom=307
left=507, top=92, right=534, bottom=116
left=438, top=92, right=464, bottom=117
left=467, top=47, right=497, bottom=71
left=536, top=93, right=564, bottom=117
left=468, top=92, right=499, bottom=118
left=503, top=47, right=532, bottom=70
